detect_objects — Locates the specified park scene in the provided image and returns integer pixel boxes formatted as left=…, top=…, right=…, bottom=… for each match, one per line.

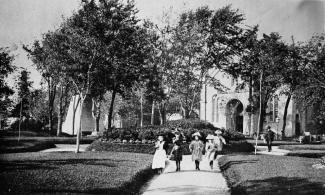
left=0, top=0, right=325, bottom=194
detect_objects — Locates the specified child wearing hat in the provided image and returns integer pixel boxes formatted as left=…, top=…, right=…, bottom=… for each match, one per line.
left=169, top=139, right=183, bottom=171
left=189, top=132, right=204, bottom=170
left=152, top=135, right=167, bottom=174
left=205, top=134, right=216, bottom=170
left=213, top=130, right=226, bottom=160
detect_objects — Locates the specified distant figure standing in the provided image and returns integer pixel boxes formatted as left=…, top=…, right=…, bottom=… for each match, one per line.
left=189, top=132, right=204, bottom=170
left=205, top=134, right=216, bottom=169
left=169, top=140, right=183, bottom=171
left=265, top=126, right=275, bottom=152
left=213, top=130, right=226, bottom=160
left=152, top=135, right=167, bottom=174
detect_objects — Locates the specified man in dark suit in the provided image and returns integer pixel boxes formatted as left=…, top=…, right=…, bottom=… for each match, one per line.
left=265, top=126, right=275, bottom=152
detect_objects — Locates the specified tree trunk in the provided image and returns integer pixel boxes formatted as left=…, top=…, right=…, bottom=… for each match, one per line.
left=158, top=104, right=163, bottom=125
left=75, top=95, right=85, bottom=153
left=140, top=89, right=143, bottom=128
left=48, top=77, right=56, bottom=134
left=255, top=71, right=263, bottom=154
left=107, top=89, right=117, bottom=132
left=151, top=101, right=155, bottom=125
left=72, top=96, right=81, bottom=135
left=282, top=93, right=291, bottom=139
left=92, top=98, right=100, bottom=133
left=248, top=75, right=253, bottom=135
left=96, top=112, right=100, bottom=132
left=18, top=100, right=23, bottom=142
left=257, top=71, right=263, bottom=136
left=57, top=85, right=64, bottom=136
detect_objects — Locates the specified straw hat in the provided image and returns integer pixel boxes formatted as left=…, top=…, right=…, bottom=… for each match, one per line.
left=206, top=134, right=214, bottom=140
left=192, top=132, right=201, bottom=137
left=215, top=130, right=222, bottom=135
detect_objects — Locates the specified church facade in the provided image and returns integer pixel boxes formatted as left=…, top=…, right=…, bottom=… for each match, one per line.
left=200, top=71, right=313, bottom=137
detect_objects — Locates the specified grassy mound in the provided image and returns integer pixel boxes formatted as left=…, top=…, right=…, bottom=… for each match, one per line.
left=219, top=155, right=325, bottom=195
left=0, top=151, right=155, bottom=194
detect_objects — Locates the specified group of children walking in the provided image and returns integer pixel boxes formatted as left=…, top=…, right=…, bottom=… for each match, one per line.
left=151, top=129, right=226, bottom=173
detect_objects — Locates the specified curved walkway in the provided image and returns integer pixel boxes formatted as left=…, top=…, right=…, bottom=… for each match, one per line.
left=254, top=146, right=290, bottom=156
left=141, top=155, right=230, bottom=195
left=40, top=144, right=89, bottom=152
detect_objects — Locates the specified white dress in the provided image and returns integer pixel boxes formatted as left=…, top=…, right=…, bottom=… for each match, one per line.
left=152, top=141, right=167, bottom=169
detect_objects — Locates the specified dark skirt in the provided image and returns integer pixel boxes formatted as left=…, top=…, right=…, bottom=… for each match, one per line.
left=172, top=148, right=183, bottom=161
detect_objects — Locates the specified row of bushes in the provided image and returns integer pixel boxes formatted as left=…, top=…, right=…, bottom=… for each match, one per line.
left=102, top=119, right=245, bottom=143
left=87, top=140, right=254, bottom=154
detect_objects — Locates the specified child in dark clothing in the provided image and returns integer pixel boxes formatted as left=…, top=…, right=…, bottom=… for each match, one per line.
left=169, top=140, right=183, bottom=171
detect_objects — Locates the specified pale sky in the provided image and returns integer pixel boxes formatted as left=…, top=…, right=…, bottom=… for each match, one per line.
left=1, top=0, right=324, bottom=88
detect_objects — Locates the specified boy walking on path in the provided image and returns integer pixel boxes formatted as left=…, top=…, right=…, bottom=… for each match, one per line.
left=265, top=126, right=275, bottom=152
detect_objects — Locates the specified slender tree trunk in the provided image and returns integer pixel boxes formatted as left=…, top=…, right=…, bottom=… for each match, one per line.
left=282, top=93, right=291, bottom=139
left=18, top=100, right=22, bottom=142
left=151, top=100, right=155, bottom=125
left=158, top=104, right=163, bottom=125
left=48, top=78, right=52, bottom=133
left=107, top=89, right=117, bottom=132
left=205, top=82, right=207, bottom=121
left=95, top=112, right=100, bottom=132
left=72, top=97, right=76, bottom=135
left=92, top=98, right=100, bottom=133
left=72, top=96, right=81, bottom=135
left=140, top=88, right=143, bottom=128
left=76, top=95, right=85, bottom=153
left=248, top=75, right=253, bottom=135
left=57, top=85, right=63, bottom=136
left=255, top=71, right=263, bottom=154
left=48, top=77, right=56, bottom=134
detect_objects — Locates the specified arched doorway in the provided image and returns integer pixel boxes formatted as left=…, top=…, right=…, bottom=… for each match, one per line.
left=295, top=114, right=301, bottom=136
left=226, top=99, right=244, bottom=132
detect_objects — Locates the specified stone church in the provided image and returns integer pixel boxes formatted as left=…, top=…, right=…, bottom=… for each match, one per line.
left=200, top=70, right=314, bottom=138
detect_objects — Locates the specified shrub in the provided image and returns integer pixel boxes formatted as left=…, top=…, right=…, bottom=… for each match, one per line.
left=165, top=119, right=217, bottom=130
left=223, top=128, right=245, bottom=142
left=9, top=118, right=44, bottom=132
left=103, top=119, right=244, bottom=143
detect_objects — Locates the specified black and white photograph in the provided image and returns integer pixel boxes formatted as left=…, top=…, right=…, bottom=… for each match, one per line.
left=0, top=0, right=324, bottom=194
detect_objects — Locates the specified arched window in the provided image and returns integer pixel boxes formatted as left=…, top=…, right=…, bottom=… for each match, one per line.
left=269, top=95, right=279, bottom=122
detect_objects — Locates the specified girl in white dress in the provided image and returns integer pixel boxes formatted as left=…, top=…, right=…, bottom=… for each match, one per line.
left=205, top=134, right=216, bottom=170
left=152, top=135, right=167, bottom=174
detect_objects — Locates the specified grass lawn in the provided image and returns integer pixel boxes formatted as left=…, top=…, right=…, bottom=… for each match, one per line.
left=279, top=144, right=325, bottom=151
left=219, top=155, right=325, bottom=195
left=279, top=144, right=325, bottom=158
left=0, top=139, right=56, bottom=153
left=0, top=130, right=96, bottom=153
left=0, top=151, right=154, bottom=194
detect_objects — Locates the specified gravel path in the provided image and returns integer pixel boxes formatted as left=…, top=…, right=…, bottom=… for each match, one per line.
left=141, top=155, right=230, bottom=195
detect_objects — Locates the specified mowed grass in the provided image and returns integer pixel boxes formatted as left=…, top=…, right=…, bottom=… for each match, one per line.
left=0, top=151, right=154, bottom=194
left=0, top=139, right=55, bottom=153
left=0, top=130, right=96, bottom=153
left=219, top=155, right=325, bottom=195
left=279, top=144, right=325, bottom=158
left=279, top=144, right=325, bottom=151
